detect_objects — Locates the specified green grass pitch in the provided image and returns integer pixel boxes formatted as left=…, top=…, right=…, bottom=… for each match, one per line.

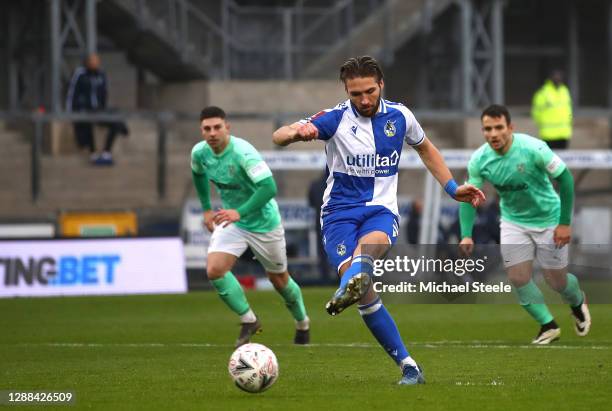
left=1, top=288, right=611, bottom=410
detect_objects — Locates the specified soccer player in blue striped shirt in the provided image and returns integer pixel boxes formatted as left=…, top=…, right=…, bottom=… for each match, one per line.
left=273, top=56, right=485, bottom=384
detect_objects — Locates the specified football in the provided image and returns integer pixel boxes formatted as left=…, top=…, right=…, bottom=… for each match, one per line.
left=228, top=343, right=279, bottom=393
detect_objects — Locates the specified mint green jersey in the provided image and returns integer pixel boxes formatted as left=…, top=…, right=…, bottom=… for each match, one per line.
left=467, top=133, right=567, bottom=228
left=191, top=136, right=281, bottom=233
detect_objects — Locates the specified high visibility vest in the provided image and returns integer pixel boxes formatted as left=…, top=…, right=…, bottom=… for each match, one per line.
left=531, top=80, right=573, bottom=141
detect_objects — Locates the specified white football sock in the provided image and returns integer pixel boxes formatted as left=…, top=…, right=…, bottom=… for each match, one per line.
left=240, top=309, right=257, bottom=323
left=400, top=356, right=418, bottom=369
left=296, top=316, right=310, bottom=331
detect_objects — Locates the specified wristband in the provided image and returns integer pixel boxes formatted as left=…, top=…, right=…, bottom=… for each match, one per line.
left=444, top=179, right=458, bottom=199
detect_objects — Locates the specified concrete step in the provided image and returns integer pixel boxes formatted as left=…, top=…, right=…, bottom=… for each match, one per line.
left=302, top=0, right=453, bottom=78
left=36, top=191, right=159, bottom=206
left=38, top=186, right=156, bottom=199
left=0, top=149, right=31, bottom=160
left=0, top=203, right=52, bottom=219
left=0, top=165, right=30, bottom=176
left=39, top=161, right=156, bottom=173
left=0, top=188, right=30, bottom=198
left=0, top=130, right=31, bottom=151
left=41, top=181, right=157, bottom=193
left=98, top=0, right=209, bottom=81
left=0, top=181, right=30, bottom=194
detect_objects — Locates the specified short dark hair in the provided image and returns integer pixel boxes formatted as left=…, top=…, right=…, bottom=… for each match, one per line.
left=200, top=106, right=226, bottom=122
left=339, top=56, right=384, bottom=83
left=481, top=104, right=511, bottom=124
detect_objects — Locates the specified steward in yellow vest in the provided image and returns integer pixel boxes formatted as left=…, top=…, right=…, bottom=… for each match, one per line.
left=531, top=70, right=573, bottom=149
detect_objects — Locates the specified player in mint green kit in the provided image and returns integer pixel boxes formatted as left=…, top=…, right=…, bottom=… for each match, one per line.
left=191, top=106, right=310, bottom=347
left=460, top=104, right=591, bottom=344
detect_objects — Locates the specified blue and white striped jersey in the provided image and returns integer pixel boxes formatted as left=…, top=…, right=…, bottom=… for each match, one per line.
left=302, top=99, right=425, bottom=217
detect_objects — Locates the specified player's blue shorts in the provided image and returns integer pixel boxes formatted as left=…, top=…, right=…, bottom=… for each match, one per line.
left=321, top=205, right=399, bottom=272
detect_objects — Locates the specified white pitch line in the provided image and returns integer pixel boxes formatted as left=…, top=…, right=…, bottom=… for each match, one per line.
left=9, top=342, right=611, bottom=350
left=455, top=381, right=505, bottom=386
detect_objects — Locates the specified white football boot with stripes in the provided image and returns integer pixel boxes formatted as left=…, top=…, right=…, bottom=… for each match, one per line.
left=571, top=293, right=591, bottom=337
left=531, top=327, right=561, bottom=345
left=325, top=273, right=371, bottom=316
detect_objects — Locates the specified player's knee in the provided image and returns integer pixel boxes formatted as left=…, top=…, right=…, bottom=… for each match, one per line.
left=206, top=263, right=227, bottom=280
left=507, top=271, right=531, bottom=287
left=506, top=263, right=532, bottom=287
left=267, top=271, right=288, bottom=289
left=338, top=260, right=352, bottom=276
left=542, top=268, right=567, bottom=291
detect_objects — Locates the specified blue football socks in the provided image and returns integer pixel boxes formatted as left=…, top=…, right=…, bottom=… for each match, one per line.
left=339, top=254, right=374, bottom=290
left=358, top=297, right=410, bottom=365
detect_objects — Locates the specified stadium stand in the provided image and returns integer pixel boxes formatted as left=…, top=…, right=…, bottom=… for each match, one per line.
left=1, top=0, right=612, bottom=233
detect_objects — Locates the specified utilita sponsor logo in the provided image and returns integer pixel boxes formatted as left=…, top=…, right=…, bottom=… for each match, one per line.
left=0, top=255, right=121, bottom=286
left=346, top=151, right=399, bottom=168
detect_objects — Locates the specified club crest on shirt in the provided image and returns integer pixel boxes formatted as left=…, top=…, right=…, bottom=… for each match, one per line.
left=517, top=163, right=525, bottom=173
left=384, top=120, right=396, bottom=137
left=336, top=242, right=346, bottom=256
left=228, top=165, right=235, bottom=176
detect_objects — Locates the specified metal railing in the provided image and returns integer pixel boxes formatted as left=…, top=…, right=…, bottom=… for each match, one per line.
left=4, top=109, right=612, bottom=249
left=3, top=108, right=612, bottom=213
left=113, top=0, right=387, bottom=79
left=224, top=0, right=386, bottom=79
left=0, top=110, right=305, bottom=202
left=115, top=0, right=227, bottom=75
left=0, top=111, right=173, bottom=202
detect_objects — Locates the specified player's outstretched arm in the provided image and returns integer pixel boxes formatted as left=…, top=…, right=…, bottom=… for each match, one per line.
left=413, top=138, right=485, bottom=207
left=413, top=137, right=452, bottom=184
left=553, top=168, right=575, bottom=247
left=192, top=169, right=215, bottom=232
left=454, top=184, right=486, bottom=207
left=459, top=237, right=475, bottom=256
left=458, top=202, right=477, bottom=255
left=273, top=122, right=319, bottom=146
